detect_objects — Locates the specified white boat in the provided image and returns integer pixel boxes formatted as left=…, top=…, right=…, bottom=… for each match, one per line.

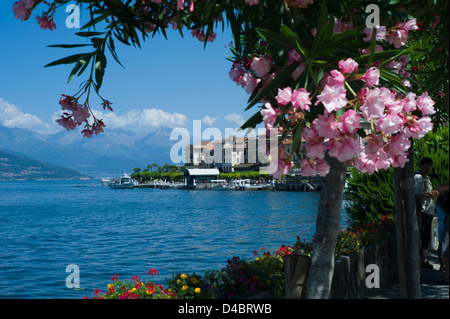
left=109, top=173, right=134, bottom=189
left=209, top=179, right=228, bottom=190
left=100, top=177, right=111, bottom=186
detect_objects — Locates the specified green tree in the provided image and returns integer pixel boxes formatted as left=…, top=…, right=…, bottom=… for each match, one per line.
left=18, top=0, right=448, bottom=299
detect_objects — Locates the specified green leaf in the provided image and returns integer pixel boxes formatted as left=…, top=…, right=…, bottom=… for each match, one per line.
left=240, top=111, right=263, bottom=130
left=68, top=60, right=85, bottom=83
left=255, top=28, right=292, bottom=51
left=76, top=31, right=105, bottom=37
left=47, top=44, right=91, bottom=49
left=94, top=50, right=107, bottom=91
left=44, top=53, right=88, bottom=68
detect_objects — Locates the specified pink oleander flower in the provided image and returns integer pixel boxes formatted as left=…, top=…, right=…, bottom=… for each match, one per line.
left=93, top=120, right=105, bottom=135
left=339, top=58, right=358, bottom=74
left=56, top=115, right=77, bottom=131
left=377, top=112, right=405, bottom=135
left=403, top=115, right=432, bottom=139
left=188, top=0, right=195, bottom=12
left=306, top=142, right=327, bottom=160
left=177, top=0, right=185, bottom=10
left=150, top=0, right=163, bottom=3
left=364, top=135, right=385, bottom=154
left=275, top=87, right=292, bottom=106
left=207, top=32, right=217, bottom=42
left=401, top=92, right=417, bottom=114
left=416, top=92, right=435, bottom=116
left=359, top=67, right=379, bottom=87
left=327, top=69, right=345, bottom=87
left=328, top=136, right=361, bottom=162
left=229, top=62, right=245, bottom=86
left=361, top=87, right=386, bottom=119
left=387, top=29, right=408, bottom=48
left=387, top=20, right=417, bottom=49
left=81, top=128, right=94, bottom=138
left=242, top=73, right=260, bottom=94
left=251, top=55, right=272, bottom=78
left=72, top=105, right=90, bottom=124
left=361, top=44, right=384, bottom=55
left=355, top=152, right=377, bottom=174
left=245, top=0, right=260, bottom=5
left=59, top=94, right=78, bottom=111
left=362, top=26, right=387, bottom=42
left=36, top=12, right=56, bottom=31
left=301, top=158, right=330, bottom=177
left=261, top=103, right=279, bottom=130
left=316, top=83, right=348, bottom=113
left=272, top=147, right=292, bottom=179
left=340, top=109, right=361, bottom=134
left=388, top=133, right=410, bottom=155
left=12, top=0, right=34, bottom=21
left=291, top=88, right=311, bottom=111
left=312, top=113, right=341, bottom=139
left=390, top=153, right=409, bottom=168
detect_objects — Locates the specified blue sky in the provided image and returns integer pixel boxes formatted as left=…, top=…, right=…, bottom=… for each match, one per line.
left=0, top=1, right=255, bottom=137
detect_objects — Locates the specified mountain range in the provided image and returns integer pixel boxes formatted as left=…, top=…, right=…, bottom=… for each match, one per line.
left=0, top=125, right=176, bottom=178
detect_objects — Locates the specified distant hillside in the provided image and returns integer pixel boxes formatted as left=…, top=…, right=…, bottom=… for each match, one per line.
left=0, top=148, right=91, bottom=181
left=0, top=126, right=175, bottom=177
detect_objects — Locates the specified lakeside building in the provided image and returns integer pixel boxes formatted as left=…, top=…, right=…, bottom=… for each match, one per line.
left=184, top=135, right=304, bottom=173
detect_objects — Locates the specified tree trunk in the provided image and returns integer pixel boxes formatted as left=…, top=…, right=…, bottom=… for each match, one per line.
left=306, top=155, right=347, bottom=299
left=403, top=141, right=421, bottom=298
left=394, top=140, right=421, bottom=299
left=394, top=167, right=409, bottom=298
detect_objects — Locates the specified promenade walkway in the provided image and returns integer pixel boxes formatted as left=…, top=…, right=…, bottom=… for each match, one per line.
left=365, top=250, right=449, bottom=299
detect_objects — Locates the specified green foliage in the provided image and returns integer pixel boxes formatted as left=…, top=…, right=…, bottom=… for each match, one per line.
left=413, top=126, right=449, bottom=188
left=345, top=167, right=395, bottom=228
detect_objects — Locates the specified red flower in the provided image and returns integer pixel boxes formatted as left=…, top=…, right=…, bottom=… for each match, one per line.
left=110, top=274, right=119, bottom=281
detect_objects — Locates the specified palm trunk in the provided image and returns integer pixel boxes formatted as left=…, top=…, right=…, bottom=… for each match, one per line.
left=306, top=155, right=347, bottom=299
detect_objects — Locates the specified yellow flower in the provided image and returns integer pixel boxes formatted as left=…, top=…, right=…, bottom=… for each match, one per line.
left=190, top=277, right=199, bottom=284
left=177, top=279, right=181, bottom=284
left=131, top=287, right=136, bottom=292
left=182, top=285, right=189, bottom=291
left=107, top=284, right=113, bottom=290
left=195, top=288, right=201, bottom=294
left=180, top=274, right=188, bottom=280
left=266, top=280, right=271, bottom=286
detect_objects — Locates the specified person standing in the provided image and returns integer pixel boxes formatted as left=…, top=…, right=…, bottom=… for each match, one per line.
left=414, top=157, right=440, bottom=270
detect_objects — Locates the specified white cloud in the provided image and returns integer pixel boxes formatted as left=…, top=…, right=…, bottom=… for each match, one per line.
left=224, top=113, right=245, bottom=127
left=0, top=98, right=57, bottom=134
left=92, top=108, right=188, bottom=130
left=201, top=115, right=219, bottom=126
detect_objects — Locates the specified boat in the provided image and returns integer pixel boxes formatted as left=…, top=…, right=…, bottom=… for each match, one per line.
left=209, top=179, right=228, bottom=190
left=109, top=173, right=134, bottom=189
left=100, top=177, right=111, bottom=186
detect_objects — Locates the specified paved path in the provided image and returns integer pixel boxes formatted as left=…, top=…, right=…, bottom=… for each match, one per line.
left=365, top=250, right=449, bottom=299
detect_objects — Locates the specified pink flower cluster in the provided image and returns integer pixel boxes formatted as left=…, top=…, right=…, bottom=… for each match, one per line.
left=191, top=29, right=217, bottom=42
left=12, top=0, right=35, bottom=21
left=56, top=95, right=105, bottom=138
left=12, top=0, right=56, bottom=30
left=300, top=58, right=434, bottom=177
left=362, top=19, right=418, bottom=49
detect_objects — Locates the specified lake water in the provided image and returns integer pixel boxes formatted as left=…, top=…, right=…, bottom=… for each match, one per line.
left=0, top=180, right=348, bottom=299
